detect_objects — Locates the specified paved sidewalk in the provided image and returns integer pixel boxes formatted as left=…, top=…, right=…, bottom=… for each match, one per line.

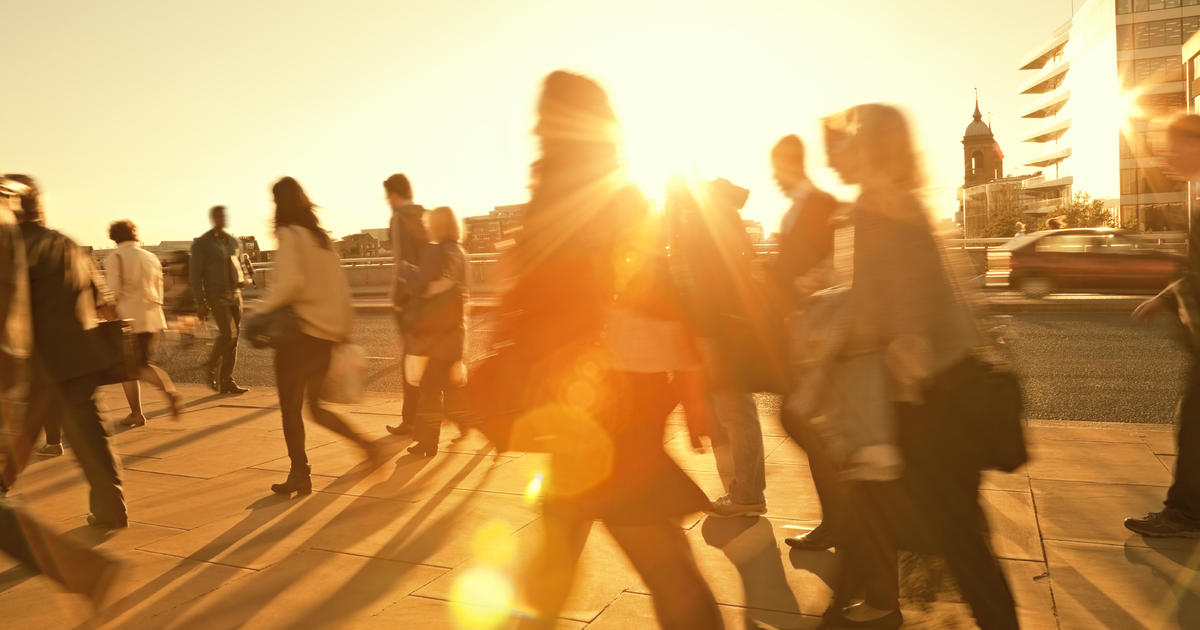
left=0, top=385, right=1197, bottom=629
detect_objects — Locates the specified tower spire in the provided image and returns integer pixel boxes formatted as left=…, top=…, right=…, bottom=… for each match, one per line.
left=974, top=88, right=983, bottom=121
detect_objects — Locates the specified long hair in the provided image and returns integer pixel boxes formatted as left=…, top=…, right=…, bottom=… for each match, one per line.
left=844, top=103, right=924, bottom=192
left=429, top=206, right=461, bottom=243
left=272, top=177, right=330, bottom=249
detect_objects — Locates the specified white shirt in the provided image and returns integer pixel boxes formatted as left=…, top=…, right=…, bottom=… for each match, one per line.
left=104, top=241, right=167, bottom=333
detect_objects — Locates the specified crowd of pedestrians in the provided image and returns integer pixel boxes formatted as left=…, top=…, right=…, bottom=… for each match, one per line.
left=11, top=69, right=1200, bottom=628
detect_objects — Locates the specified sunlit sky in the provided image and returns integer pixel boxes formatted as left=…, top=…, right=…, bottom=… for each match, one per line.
left=5, top=0, right=1074, bottom=249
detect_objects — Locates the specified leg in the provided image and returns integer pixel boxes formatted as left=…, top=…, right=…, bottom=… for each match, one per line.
left=413, top=358, right=453, bottom=453
left=121, top=381, right=143, bottom=417
left=205, top=298, right=233, bottom=381
left=710, top=389, right=765, bottom=506
left=0, top=501, right=120, bottom=601
left=387, top=311, right=417, bottom=433
left=302, top=337, right=372, bottom=451
left=274, top=341, right=309, bottom=471
left=607, top=519, right=723, bottom=630
left=1, top=364, right=46, bottom=485
left=220, top=295, right=243, bottom=387
left=781, top=407, right=846, bottom=548
left=57, top=375, right=125, bottom=524
left=517, top=509, right=592, bottom=629
left=1167, top=358, right=1200, bottom=522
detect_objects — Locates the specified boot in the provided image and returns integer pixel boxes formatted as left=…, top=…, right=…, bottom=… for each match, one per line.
left=271, top=464, right=312, bottom=495
left=408, top=412, right=441, bottom=457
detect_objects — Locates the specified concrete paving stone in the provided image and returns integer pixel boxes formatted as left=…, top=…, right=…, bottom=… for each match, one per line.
left=11, top=468, right=198, bottom=525
left=126, top=431, right=292, bottom=479
left=314, top=450, right=509, bottom=502
left=415, top=521, right=643, bottom=624
left=680, top=515, right=834, bottom=617
left=587, top=591, right=820, bottom=630
left=981, top=489, right=1042, bottom=562
left=461, top=453, right=553, bottom=498
left=1025, top=424, right=1146, bottom=445
left=1046, top=539, right=1200, bottom=630
left=1142, top=430, right=1179, bottom=456
left=1030, top=479, right=1200, bottom=553
left=125, top=468, right=294, bottom=530
left=1027, top=440, right=1172, bottom=486
left=157, top=548, right=446, bottom=630
left=981, top=469, right=1031, bottom=492
left=764, top=439, right=810, bottom=467
left=357, top=595, right=586, bottom=629
left=307, top=489, right=540, bottom=569
left=1003, top=558, right=1057, bottom=630
left=1159, top=454, right=1177, bottom=475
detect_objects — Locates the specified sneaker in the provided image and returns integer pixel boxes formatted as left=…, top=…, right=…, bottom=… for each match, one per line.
left=1124, top=509, right=1200, bottom=538
left=36, top=443, right=64, bottom=457
left=707, top=494, right=767, bottom=518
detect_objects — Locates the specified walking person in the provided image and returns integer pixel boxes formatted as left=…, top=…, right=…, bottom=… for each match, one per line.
left=255, top=177, right=379, bottom=496
left=1127, top=113, right=1200, bottom=538
left=499, top=71, right=721, bottom=630
left=769, top=134, right=847, bottom=551
left=2, top=174, right=127, bottom=530
left=668, top=175, right=768, bottom=518
left=103, top=219, right=182, bottom=428
left=397, top=206, right=469, bottom=456
left=190, top=205, right=248, bottom=394
left=382, top=174, right=427, bottom=437
left=815, top=105, right=1018, bottom=629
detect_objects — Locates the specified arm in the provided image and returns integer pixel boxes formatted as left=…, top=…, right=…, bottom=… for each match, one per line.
left=103, top=252, right=120, bottom=302
left=256, top=228, right=304, bottom=313
left=402, top=242, right=449, bottom=297
left=189, top=238, right=207, bottom=306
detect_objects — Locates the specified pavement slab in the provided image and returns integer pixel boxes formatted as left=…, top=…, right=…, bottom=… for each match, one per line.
left=1030, top=479, right=1199, bottom=551
left=1027, top=439, right=1173, bottom=486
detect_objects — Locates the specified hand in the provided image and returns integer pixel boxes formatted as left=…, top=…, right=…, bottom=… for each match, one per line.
left=196, top=304, right=210, bottom=321
left=1133, top=295, right=1168, bottom=323
left=97, top=304, right=117, bottom=321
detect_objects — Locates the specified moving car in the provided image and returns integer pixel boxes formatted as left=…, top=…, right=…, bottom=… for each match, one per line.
left=1002, top=228, right=1185, bottom=298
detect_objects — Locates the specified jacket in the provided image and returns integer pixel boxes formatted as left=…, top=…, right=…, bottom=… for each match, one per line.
left=20, top=223, right=111, bottom=383
left=258, top=226, right=354, bottom=343
left=400, top=240, right=466, bottom=360
left=189, top=228, right=242, bottom=306
left=390, top=204, right=427, bottom=308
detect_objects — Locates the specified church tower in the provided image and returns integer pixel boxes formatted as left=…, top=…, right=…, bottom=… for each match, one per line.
left=963, top=96, right=1002, bottom=188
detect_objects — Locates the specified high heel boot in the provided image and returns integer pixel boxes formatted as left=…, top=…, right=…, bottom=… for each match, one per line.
left=407, top=412, right=441, bottom=457
left=271, top=464, right=312, bottom=495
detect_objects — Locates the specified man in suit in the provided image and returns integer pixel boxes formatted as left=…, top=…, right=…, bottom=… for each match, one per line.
left=190, top=205, right=248, bottom=394
left=382, top=174, right=427, bottom=436
left=769, top=136, right=846, bottom=551
left=3, top=174, right=127, bottom=530
left=1127, top=114, right=1200, bottom=538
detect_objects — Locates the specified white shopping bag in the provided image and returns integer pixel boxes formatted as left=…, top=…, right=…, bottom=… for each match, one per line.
left=321, top=343, right=367, bottom=404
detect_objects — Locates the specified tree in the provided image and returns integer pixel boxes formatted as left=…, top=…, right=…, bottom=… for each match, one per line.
left=1058, top=191, right=1117, bottom=229
left=983, top=197, right=1026, bottom=238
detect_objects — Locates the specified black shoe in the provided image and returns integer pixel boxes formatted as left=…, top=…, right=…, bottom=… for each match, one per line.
left=271, top=465, right=312, bottom=496
left=407, top=442, right=436, bottom=457
left=206, top=367, right=219, bottom=391
left=785, top=524, right=838, bottom=551
left=1124, top=509, right=1200, bottom=538
left=386, top=423, right=413, bottom=436
left=220, top=383, right=249, bottom=395
left=86, top=513, right=129, bottom=530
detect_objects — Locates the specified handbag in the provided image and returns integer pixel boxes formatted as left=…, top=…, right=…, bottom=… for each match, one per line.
left=926, top=354, right=1027, bottom=472
left=244, top=308, right=302, bottom=349
left=93, top=319, right=139, bottom=385
left=321, top=343, right=367, bottom=404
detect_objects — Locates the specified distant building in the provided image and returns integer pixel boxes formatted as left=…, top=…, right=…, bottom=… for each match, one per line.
left=742, top=219, right=764, bottom=244
left=337, top=232, right=382, bottom=259
left=1183, top=27, right=1200, bottom=232
left=463, top=204, right=526, bottom=253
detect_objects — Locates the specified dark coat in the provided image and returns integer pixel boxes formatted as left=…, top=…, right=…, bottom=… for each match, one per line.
left=20, top=223, right=109, bottom=383
left=401, top=240, right=466, bottom=361
left=189, top=228, right=242, bottom=305
left=390, top=204, right=427, bottom=308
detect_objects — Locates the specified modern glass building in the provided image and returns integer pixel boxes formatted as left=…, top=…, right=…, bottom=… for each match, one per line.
left=1019, top=0, right=1199, bottom=231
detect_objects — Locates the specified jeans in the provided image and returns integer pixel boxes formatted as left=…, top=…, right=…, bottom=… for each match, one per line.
left=392, top=309, right=421, bottom=427
left=1166, top=356, right=1200, bottom=522
left=5, top=365, right=125, bottom=522
left=412, top=357, right=467, bottom=448
left=781, top=406, right=845, bottom=530
left=709, top=390, right=765, bottom=504
left=275, top=334, right=366, bottom=470
left=206, top=294, right=242, bottom=386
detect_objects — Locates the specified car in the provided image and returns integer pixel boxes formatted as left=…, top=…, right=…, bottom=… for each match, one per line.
left=1001, top=228, right=1185, bottom=298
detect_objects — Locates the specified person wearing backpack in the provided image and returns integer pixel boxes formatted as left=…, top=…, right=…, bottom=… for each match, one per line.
left=103, top=219, right=182, bottom=428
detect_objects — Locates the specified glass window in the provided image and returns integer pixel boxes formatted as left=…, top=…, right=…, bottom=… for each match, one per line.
left=1036, top=234, right=1097, bottom=253
left=1167, top=0, right=1182, bottom=7
left=1121, top=169, right=1137, bottom=194
left=1186, top=0, right=1200, bottom=6
left=1149, top=0, right=1165, bottom=9
left=1135, top=0, right=1149, bottom=10
left=1118, top=0, right=1133, bottom=9
left=1185, top=15, right=1200, bottom=41
left=1131, top=56, right=1184, bottom=84
left=1118, top=24, right=1135, bottom=49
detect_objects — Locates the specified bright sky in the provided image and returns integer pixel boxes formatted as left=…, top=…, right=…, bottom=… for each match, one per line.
left=5, top=0, right=1074, bottom=249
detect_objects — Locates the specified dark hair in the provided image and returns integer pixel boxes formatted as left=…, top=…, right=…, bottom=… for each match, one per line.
left=109, top=219, right=138, bottom=243
left=3, top=174, right=41, bottom=223
left=210, top=205, right=226, bottom=216
left=1169, top=114, right=1200, bottom=139
left=272, top=177, right=330, bottom=249
left=383, top=174, right=413, bottom=200
left=771, top=135, right=806, bottom=172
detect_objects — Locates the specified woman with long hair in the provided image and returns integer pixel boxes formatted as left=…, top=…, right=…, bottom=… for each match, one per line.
left=819, top=104, right=1017, bottom=629
left=496, top=71, right=721, bottom=630
left=256, top=177, right=379, bottom=495
left=398, top=205, right=469, bottom=456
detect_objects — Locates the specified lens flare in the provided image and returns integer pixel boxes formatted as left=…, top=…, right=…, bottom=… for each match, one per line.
left=449, top=567, right=514, bottom=630
left=525, top=472, right=544, bottom=504
left=471, top=519, right=517, bottom=567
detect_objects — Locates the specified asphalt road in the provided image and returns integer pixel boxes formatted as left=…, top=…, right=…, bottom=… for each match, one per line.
left=156, top=311, right=1191, bottom=425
